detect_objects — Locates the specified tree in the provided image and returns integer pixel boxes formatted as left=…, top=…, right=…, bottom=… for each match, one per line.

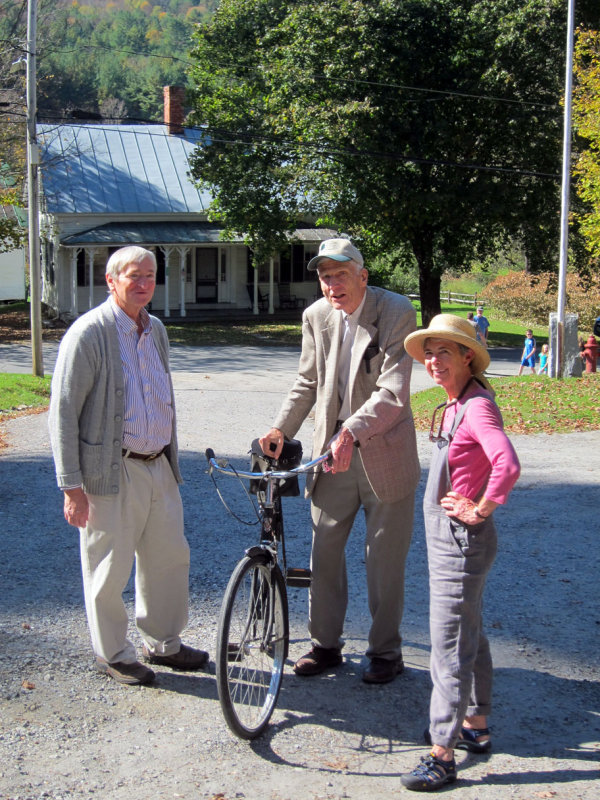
left=187, top=0, right=577, bottom=323
left=573, top=27, right=600, bottom=260
left=0, top=2, right=27, bottom=252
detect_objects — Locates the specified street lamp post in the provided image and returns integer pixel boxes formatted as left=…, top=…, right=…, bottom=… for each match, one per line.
left=26, top=0, right=43, bottom=377
left=552, top=0, right=576, bottom=379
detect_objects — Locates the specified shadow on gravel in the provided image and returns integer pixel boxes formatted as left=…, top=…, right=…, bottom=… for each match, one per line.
left=151, top=668, right=219, bottom=702
left=244, top=662, right=599, bottom=774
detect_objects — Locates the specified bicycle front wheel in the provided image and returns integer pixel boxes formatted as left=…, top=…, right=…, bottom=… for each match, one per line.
left=216, top=553, right=288, bottom=739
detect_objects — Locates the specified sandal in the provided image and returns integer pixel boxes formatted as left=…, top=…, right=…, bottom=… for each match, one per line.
left=423, top=726, right=492, bottom=754
left=456, top=726, right=492, bottom=754
left=401, top=752, right=457, bottom=792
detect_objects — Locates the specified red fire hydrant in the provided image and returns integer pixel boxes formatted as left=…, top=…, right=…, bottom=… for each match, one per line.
left=583, top=334, right=598, bottom=373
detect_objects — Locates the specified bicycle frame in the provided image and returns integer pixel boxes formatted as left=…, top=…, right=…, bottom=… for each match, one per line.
left=206, top=447, right=332, bottom=585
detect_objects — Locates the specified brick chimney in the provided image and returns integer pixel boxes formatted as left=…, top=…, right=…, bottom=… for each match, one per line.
left=163, top=86, right=185, bottom=135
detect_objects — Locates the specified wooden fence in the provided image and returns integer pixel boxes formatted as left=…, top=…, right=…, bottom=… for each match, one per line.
left=408, top=292, right=483, bottom=307
left=443, top=291, right=482, bottom=306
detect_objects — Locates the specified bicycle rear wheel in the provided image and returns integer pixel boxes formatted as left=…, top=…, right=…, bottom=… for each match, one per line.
left=216, top=552, right=288, bottom=739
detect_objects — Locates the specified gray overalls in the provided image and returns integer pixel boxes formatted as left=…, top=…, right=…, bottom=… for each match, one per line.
left=424, top=397, right=498, bottom=749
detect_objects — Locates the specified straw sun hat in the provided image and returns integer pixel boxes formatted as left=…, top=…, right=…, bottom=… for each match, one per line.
left=404, top=314, right=490, bottom=375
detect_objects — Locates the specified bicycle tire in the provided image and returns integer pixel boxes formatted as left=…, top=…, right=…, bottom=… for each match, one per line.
left=216, top=552, right=289, bottom=739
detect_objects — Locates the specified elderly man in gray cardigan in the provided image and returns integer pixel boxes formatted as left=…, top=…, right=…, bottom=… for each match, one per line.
left=260, top=239, right=419, bottom=685
left=49, top=246, right=208, bottom=686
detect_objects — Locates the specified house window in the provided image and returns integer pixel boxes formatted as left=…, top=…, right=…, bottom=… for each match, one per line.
left=293, top=244, right=309, bottom=282
left=276, top=244, right=314, bottom=282
left=76, top=251, right=105, bottom=286
left=246, top=249, right=280, bottom=283
left=154, top=249, right=165, bottom=285
left=44, top=241, right=55, bottom=284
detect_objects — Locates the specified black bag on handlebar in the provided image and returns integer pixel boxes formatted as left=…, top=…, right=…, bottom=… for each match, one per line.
left=249, top=438, right=303, bottom=497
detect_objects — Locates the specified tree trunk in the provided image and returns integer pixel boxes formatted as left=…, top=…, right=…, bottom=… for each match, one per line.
left=413, top=237, right=441, bottom=327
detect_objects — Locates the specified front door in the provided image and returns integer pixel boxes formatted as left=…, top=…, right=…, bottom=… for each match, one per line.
left=196, top=248, right=218, bottom=302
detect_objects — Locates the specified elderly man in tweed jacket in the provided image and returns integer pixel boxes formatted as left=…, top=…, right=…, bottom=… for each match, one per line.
left=260, top=239, right=419, bottom=684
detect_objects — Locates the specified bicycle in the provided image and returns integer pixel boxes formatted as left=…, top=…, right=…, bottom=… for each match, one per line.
left=205, top=440, right=331, bottom=739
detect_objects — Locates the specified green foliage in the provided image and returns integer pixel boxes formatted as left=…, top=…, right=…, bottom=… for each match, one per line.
left=187, top=0, right=571, bottom=325
left=411, top=373, right=600, bottom=434
left=573, top=28, right=600, bottom=260
left=0, top=0, right=218, bottom=121
left=0, top=373, right=51, bottom=412
left=367, top=246, right=420, bottom=295
left=0, top=145, right=27, bottom=253
left=482, top=270, right=600, bottom=333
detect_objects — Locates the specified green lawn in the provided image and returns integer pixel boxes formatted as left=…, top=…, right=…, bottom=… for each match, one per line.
left=413, top=302, right=549, bottom=348
left=410, top=373, right=600, bottom=434
left=0, top=373, right=52, bottom=413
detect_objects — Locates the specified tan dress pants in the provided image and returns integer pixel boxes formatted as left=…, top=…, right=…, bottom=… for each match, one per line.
left=79, top=454, right=190, bottom=664
left=309, top=448, right=415, bottom=660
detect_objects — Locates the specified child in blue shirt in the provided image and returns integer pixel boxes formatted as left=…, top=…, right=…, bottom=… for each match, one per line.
left=518, top=330, right=536, bottom=375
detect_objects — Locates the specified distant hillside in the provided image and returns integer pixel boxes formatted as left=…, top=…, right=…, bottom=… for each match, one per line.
left=0, top=0, right=218, bottom=122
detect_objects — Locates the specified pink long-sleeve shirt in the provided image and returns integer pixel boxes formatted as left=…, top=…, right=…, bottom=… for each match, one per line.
left=443, top=383, right=520, bottom=505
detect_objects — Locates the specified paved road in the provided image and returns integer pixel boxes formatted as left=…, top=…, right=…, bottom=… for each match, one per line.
left=0, top=340, right=522, bottom=395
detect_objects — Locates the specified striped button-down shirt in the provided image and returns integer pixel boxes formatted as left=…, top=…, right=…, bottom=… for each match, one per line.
left=112, top=299, right=173, bottom=454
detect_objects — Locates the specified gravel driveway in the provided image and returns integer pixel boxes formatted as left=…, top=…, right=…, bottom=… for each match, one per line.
left=0, top=345, right=599, bottom=800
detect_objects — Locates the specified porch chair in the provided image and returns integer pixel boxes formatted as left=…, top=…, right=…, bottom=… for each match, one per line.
left=247, top=284, right=269, bottom=311
left=278, top=283, right=304, bottom=309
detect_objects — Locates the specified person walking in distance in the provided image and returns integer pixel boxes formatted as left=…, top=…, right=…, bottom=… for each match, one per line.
left=518, top=329, right=537, bottom=375
left=259, top=238, right=419, bottom=685
left=474, top=306, right=490, bottom=347
left=49, top=246, right=209, bottom=686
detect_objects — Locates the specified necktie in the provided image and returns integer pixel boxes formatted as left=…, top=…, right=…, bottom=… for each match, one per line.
left=338, top=314, right=355, bottom=420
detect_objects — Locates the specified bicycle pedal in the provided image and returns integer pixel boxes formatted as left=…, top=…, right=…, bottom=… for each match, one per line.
left=286, top=567, right=311, bottom=588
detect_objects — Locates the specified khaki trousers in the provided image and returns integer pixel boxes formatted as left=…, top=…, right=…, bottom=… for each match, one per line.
left=79, top=454, right=190, bottom=664
left=309, top=449, right=415, bottom=659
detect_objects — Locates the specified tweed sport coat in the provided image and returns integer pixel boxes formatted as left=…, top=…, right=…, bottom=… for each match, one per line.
left=273, top=285, right=420, bottom=504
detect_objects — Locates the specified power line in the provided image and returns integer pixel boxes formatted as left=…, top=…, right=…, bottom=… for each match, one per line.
left=38, top=43, right=561, bottom=112
left=31, top=116, right=561, bottom=181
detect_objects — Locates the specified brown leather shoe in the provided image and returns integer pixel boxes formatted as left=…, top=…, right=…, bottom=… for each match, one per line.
left=142, top=644, right=209, bottom=671
left=96, top=659, right=155, bottom=686
left=293, top=646, right=342, bottom=676
left=362, top=656, right=404, bottom=684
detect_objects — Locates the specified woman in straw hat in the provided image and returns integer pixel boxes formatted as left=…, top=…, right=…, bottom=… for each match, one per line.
left=401, top=314, right=520, bottom=792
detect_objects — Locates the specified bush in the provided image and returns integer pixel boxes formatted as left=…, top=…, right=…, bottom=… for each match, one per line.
left=482, top=271, right=600, bottom=333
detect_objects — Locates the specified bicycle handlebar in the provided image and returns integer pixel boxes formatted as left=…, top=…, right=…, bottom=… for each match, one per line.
left=205, top=447, right=332, bottom=480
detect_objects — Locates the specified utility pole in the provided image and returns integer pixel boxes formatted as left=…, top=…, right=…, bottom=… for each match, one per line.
left=552, top=0, right=575, bottom=379
left=27, top=0, right=43, bottom=377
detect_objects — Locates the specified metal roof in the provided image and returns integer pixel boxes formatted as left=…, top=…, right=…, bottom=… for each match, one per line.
left=38, top=123, right=211, bottom=215
left=60, top=221, right=338, bottom=246
left=61, top=221, right=241, bottom=245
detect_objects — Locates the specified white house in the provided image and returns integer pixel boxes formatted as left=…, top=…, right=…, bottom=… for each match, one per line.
left=0, top=247, right=26, bottom=302
left=38, top=87, right=334, bottom=320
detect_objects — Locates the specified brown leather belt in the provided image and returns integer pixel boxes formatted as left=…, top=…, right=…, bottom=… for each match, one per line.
left=122, top=448, right=165, bottom=461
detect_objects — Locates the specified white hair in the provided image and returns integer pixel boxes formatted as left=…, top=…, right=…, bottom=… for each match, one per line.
left=105, top=246, right=156, bottom=279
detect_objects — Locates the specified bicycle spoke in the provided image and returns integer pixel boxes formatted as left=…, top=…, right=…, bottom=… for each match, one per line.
left=216, top=555, right=288, bottom=738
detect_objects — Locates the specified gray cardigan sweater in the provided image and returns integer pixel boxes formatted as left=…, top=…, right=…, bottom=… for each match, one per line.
left=48, top=299, right=182, bottom=495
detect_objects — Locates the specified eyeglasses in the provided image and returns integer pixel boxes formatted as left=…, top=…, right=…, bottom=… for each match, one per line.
left=429, top=399, right=458, bottom=443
